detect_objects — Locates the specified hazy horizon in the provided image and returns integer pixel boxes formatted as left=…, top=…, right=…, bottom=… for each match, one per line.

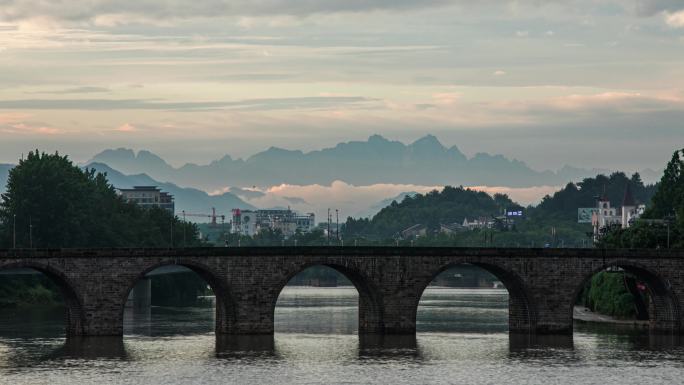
left=1, top=1, right=683, bottom=172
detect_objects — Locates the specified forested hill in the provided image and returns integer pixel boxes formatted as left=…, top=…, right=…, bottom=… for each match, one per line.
left=344, top=186, right=522, bottom=238
left=531, top=172, right=657, bottom=222
left=343, top=172, right=657, bottom=240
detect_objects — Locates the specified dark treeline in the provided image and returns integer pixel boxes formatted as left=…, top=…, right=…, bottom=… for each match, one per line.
left=0, top=151, right=202, bottom=248
left=598, top=149, right=684, bottom=249
left=0, top=151, right=204, bottom=308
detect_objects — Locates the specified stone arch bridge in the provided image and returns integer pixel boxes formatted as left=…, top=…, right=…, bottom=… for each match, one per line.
left=0, top=247, right=682, bottom=336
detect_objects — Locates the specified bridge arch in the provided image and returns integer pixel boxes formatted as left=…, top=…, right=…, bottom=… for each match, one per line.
left=415, top=262, right=537, bottom=333
left=272, top=262, right=384, bottom=334
left=572, top=260, right=680, bottom=333
left=120, top=259, right=236, bottom=334
left=0, top=262, right=85, bottom=336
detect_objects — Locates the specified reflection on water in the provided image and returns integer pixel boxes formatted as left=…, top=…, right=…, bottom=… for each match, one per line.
left=417, top=287, right=508, bottom=333
left=275, top=286, right=358, bottom=334
left=1, top=287, right=684, bottom=385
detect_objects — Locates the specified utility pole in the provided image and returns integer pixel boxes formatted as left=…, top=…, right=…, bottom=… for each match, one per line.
left=327, top=208, right=331, bottom=245
left=221, top=216, right=226, bottom=247
left=12, top=214, right=16, bottom=249
left=667, top=222, right=670, bottom=249
left=336, top=209, right=339, bottom=243
left=170, top=219, right=174, bottom=248
left=29, top=216, right=33, bottom=249
left=182, top=210, right=186, bottom=248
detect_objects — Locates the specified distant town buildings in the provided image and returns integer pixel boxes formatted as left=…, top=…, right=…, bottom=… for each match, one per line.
left=231, top=208, right=315, bottom=238
left=399, top=210, right=523, bottom=240
left=400, top=224, right=427, bottom=239
left=578, top=185, right=646, bottom=242
left=117, top=186, right=175, bottom=214
left=439, top=222, right=465, bottom=235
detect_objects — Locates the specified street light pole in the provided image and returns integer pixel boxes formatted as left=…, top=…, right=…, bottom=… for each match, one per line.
left=667, top=222, right=670, bottom=249
left=182, top=210, right=186, bottom=248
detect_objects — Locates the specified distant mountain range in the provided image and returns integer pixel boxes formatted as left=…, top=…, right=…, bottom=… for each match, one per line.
left=1, top=161, right=254, bottom=219
left=88, top=135, right=628, bottom=191
left=85, top=163, right=254, bottom=218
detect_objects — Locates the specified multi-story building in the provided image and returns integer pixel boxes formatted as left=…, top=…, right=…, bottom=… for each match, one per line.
left=231, top=209, right=259, bottom=237
left=232, top=208, right=315, bottom=237
left=117, top=186, right=175, bottom=214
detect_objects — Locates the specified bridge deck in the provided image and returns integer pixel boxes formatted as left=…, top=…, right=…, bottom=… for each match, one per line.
left=0, top=246, right=681, bottom=259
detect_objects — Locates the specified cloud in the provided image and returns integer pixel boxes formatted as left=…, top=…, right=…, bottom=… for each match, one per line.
left=115, top=123, right=136, bottom=132
left=0, top=112, right=29, bottom=124
left=0, top=0, right=451, bottom=24
left=0, top=0, right=680, bottom=27
left=0, top=96, right=378, bottom=111
left=34, top=86, right=111, bottom=94
left=213, top=180, right=560, bottom=219
left=0, top=113, right=60, bottom=135
left=664, top=10, right=684, bottom=27
left=0, top=121, right=62, bottom=135
left=432, top=92, right=461, bottom=105
left=468, top=185, right=562, bottom=206
left=632, top=0, right=684, bottom=16
left=232, top=180, right=442, bottom=219
left=543, top=92, right=682, bottom=112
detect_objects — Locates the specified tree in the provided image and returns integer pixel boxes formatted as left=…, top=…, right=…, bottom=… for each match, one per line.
left=645, top=149, right=683, bottom=221
left=599, top=149, right=683, bottom=249
left=0, top=150, right=202, bottom=248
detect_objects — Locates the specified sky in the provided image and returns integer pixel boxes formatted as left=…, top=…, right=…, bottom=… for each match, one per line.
left=0, top=0, right=683, bottom=172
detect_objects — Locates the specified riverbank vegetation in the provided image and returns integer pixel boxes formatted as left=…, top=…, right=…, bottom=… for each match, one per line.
left=577, top=272, right=638, bottom=319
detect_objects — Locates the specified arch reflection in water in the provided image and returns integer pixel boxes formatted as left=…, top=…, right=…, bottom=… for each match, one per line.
left=571, top=263, right=680, bottom=334
left=123, top=265, right=216, bottom=337
left=416, top=265, right=510, bottom=333
left=0, top=266, right=82, bottom=338
left=274, top=265, right=359, bottom=334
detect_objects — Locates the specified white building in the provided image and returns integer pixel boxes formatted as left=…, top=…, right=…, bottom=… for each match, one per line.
left=231, top=208, right=315, bottom=237
left=591, top=185, right=646, bottom=241
left=462, top=217, right=494, bottom=230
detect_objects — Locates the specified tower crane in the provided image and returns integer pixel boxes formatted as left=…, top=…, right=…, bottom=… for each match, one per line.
left=181, top=207, right=225, bottom=228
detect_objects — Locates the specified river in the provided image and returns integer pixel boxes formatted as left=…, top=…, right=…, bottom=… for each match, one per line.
left=1, top=287, right=683, bottom=384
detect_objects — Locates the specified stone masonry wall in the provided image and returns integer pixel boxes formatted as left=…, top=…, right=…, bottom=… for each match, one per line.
left=0, top=247, right=682, bottom=336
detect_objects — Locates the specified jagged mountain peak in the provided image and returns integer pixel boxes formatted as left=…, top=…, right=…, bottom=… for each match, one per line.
left=410, top=134, right=442, bottom=147
left=84, top=134, right=603, bottom=191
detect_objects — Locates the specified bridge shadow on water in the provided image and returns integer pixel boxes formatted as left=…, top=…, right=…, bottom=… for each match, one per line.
left=49, top=336, right=128, bottom=360
left=215, top=335, right=278, bottom=359
left=2, top=330, right=684, bottom=368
